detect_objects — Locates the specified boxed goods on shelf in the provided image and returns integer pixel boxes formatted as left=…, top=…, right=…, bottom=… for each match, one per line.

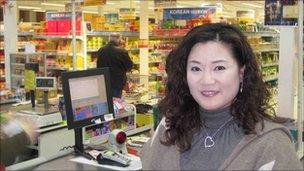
left=46, top=12, right=82, bottom=36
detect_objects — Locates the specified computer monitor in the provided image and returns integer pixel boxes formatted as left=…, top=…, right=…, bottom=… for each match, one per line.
left=62, top=68, right=114, bottom=130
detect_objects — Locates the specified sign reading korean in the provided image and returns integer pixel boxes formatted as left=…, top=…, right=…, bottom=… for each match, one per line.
left=163, top=7, right=216, bottom=20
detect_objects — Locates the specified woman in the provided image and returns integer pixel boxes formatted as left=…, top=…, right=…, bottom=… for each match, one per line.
left=140, top=23, right=302, bottom=170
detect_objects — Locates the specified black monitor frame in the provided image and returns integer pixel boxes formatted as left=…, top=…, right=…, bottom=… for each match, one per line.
left=62, top=68, right=113, bottom=153
left=62, top=68, right=114, bottom=130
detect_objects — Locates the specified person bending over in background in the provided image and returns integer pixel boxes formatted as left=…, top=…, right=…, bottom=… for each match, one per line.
left=140, top=23, right=302, bottom=170
left=97, top=33, right=133, bottom=98
left=0, top=112, right=37, bottom=169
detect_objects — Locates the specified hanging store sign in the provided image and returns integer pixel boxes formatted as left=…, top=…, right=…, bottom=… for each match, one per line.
left=119, top=8, right=136, bottom=20
left=154, top=0, right=176, bottom=8
left=265, top=0, right=299, bottom=26
left=46, top=12, right=82, bottom=20
left=46, top=12, right=82, bottom=35
left=163, top=7, right=216, bottom=20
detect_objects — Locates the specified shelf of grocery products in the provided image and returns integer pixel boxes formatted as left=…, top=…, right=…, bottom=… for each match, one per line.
left=40, top=51, right=83, bottom=56
left=264, top=75, right=279, bottom=82
left=262, top=63, right=279, bottom=68
left=254, top=48, right=279, bottom=53
left=33, top=34, right=83, bottom=40
left=243, top=31, right=279, bottom=37
left=0, top=31, right=35, bottom=36
left=11, top=74, right=24, bottom=78
left=87, top=31, right=139, bottom=37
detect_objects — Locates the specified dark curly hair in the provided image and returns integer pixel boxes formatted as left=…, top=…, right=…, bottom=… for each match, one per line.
left=158, top=23, right=280, bottom=152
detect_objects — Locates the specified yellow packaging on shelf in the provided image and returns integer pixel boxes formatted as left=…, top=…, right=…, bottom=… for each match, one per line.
left=84, top=13, right=93, bottom=21
left=76, top=56, right=84, bottom=69
left=136, top=113, right=154, bottom=127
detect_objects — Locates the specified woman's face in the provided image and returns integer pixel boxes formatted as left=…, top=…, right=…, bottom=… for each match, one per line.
left=186, top=41, right=245, bottom=111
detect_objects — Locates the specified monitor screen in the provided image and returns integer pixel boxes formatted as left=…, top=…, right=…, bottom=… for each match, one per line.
left=62, top=68, right=113, bottom=129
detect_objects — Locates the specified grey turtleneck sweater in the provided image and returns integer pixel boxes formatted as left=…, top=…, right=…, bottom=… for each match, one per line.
left=180, top=107, right=244, bottom=170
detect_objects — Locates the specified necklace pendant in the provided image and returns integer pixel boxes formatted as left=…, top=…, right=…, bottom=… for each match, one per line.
left=204, top=136, right=215, bottom=148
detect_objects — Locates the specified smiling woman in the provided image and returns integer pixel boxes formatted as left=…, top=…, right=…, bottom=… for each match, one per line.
left=186, top=41, right=245, bottom=111
left=140, top=23, right=302, bottom=170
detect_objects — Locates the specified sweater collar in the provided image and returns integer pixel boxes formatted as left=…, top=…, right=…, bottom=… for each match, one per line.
left=199, top=106, right=232, bottom=129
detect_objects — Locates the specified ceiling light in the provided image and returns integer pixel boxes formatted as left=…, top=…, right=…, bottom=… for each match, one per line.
left=106, top=2, right=115, bottom=5
left=241, top=3, right=263, bottom=8
left=18, top=6, right=41, bottom=10
left=134, top=0, right=140, bottom=3
left=41, top=2, right=65, bottom=7
left=83, top=10, right=99, bottom=14
left=33, top=9, right=46, bottom=12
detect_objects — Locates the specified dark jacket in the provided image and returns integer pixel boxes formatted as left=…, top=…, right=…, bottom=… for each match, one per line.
left=97, top=42, right=133, bottom=89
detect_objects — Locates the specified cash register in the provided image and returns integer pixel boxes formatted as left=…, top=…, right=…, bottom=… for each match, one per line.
left=62, top=68, right=140, bottom=168
left=17, top=77, right=63, bottom=127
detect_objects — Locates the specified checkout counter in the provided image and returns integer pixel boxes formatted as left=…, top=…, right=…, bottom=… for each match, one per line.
left=3, top=102, right=142, bottom=171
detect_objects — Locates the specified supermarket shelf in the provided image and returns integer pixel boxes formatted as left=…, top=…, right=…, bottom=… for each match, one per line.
left=87, top=31, right=139, bottom=37
left=254, top=48, right=279, bottom=53
left=11, top=63, right=25, bottom=67
left=262, top=63, right=279, bottom=68
left=243, top=31, right=279, bottom=37
left=18, top=32, right=35, bottom=36
left=47, top=67, right=68, bottom=71
left=126, top=124, right=153, bottom=136
left=264, top=76, right=278, bottom=82
left=149, top=61, right=162, bottom=64
left=12, top=74, right=24, bottom=78
left=134, top=61, right=163, bottom=65
left=0, top=31, right=35, bottom=36
left=150, top=72, right=166, bottom=76
left=33, top=34, right=83, bottom=40
left=87, top=49, right=99, bottom=52
left=40, top=51, right=83, bottom=56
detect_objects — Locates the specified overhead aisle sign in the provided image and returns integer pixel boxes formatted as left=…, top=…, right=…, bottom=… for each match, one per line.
left=163, top=7, right=217, bottom=20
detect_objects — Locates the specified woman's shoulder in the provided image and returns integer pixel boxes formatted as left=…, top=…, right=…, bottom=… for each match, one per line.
left=140, top=117, right=180, bottom=170
left=254, top=119, right=293, bottom=143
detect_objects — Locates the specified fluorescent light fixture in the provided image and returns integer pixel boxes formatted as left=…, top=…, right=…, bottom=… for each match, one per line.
left=83, top=10, right=99, bottom=14
left=33, top=9, right=46, bottom=12
left=41, top=2, right=65, bottom=7
left=18, top=6, right=41, bottom=10
left=241, top=3, right=263, bottom=8
left=134, top=0, right=140, bottom=3
left=177, top=5, right=184, bottom=8
left=106, top=2, right=115, bottom=5
left=201, top=3, right=208, bottom=7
